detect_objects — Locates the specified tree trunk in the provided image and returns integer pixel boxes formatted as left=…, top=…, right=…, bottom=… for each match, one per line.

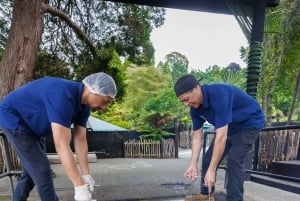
left=266, top=94, right=273, bottom=127
left=287, top=72, right=300, bottom=124
left=0, top=0, right=44, bottom=99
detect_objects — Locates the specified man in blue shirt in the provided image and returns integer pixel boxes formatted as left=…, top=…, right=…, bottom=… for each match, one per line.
left=0, top=72, right=117, bottom=201
left=174, top=74, right=264, bottom=201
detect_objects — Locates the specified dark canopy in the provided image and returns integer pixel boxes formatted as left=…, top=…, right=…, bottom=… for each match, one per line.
left=104, top=0, right=279, bottom=15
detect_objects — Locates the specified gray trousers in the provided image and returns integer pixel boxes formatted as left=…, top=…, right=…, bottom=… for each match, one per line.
left=201, top=128, right=260, bottom=201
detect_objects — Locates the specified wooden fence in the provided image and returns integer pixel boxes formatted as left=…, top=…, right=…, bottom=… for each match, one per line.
left=124, top=139, right=175, bottom=158
left=257, top=126, right=300, bottom=171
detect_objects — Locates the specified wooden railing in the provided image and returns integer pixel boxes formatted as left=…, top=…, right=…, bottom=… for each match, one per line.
left=256, top=125, right=300, bottom=171
left=124, top=139, right=175, bottom=158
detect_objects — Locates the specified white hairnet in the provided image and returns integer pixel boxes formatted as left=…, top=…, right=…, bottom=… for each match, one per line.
left=82, top=72, right=117, bottom=98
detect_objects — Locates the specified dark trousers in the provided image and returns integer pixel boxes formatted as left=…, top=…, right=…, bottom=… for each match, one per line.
left=201, top=128, right=260, bottom=201
left=1, top=127, right=58, bottom=201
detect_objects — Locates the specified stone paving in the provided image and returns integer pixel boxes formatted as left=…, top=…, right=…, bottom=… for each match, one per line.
left=0, top=149, right=299, bottom=201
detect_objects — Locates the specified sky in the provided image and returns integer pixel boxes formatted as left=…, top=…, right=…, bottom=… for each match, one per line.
left=150, top=8, right=249, bottom=72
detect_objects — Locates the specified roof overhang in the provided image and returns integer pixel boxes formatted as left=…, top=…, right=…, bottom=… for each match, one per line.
left=103, top=0, right=279, bottom=15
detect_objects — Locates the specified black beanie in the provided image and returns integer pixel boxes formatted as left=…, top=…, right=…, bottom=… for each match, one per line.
left=174, top=74, right=199, bottom=97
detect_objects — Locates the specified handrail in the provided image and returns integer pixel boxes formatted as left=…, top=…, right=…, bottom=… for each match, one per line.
left=261, top=124, right=300, bottom=131
left=202, top=126, right=300, bottom=184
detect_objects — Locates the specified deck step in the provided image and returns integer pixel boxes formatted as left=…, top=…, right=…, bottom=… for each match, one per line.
left=270, top=160, right=300, bottom=178
left=250, top=174, right=300, bottom=194
left=47, top=153, right=97, bottom=164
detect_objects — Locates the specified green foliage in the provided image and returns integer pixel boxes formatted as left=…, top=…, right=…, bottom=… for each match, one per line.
left=197, top=65, right=222, bottom=84
left=165, top=51, right=189, bottom=82
left=135, top=111, right=175, bottom=140
left=0, top=1, right=165, bottom=98
left=143, top=87, right=188, bottom=119
left=219, top=68, right=247, bottom=90
left=122, top=65, right=171, bottom=110
left=40, top=1, right=165, bottom=71
left=157, top=61, right=172, bottom=75
left=3, top=0, right=299, bottom=129
left=180, top=116, right=192, bottom=124
left=272, top=91, right=291, bottom=115
left=92, top=102, right=132, bottom=129
left=259, top=0, right=300, bottom=123
left=239, top=46, right=249, bottom=64
left=191, top=65, right=247, bottom=90
left=34, top=51, right=72, bottom=79
left=73, top=47, right=127, bottom=99
left=143, top=111, right=173, bottom=129
left=138, top=129, right=174, bottom=141
left=0, top=0, right=12, bottom=50
left=108, top=50, right=128, bottom=99
left=116, top=5, right=163, bottom=65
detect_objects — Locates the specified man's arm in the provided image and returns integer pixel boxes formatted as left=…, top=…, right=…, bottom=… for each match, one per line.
left=73, top=124, right=89, bottom=175
left=184, top=128, right=203, bottom=180
left=205, top=125, right=228, bottom=191
left=190, top=128, right=203, bottom=166
left=51, top=123, right=84, bottom=187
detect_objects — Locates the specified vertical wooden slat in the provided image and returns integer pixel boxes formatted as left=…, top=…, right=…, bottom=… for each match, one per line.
left=257, top=128, right=300, bottom=171
left=124, top=139, right=175, bottom=159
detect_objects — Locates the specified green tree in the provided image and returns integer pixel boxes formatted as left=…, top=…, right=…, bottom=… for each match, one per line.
left=220, top=67, right=247, bottom=89
left=0, top=0, right=45, bottom=98
left=0, top=0, right=165, bottom=99
left=191, top=65, right=246, bottom=89
left=144, top=87, right=188, bottom=120
left=122, top=65, right=171, bottom=111
left=93, top=103, right=132, bottom=129
left=136, top=111, right=174, bottom=140
left=195, top=65, right=222, bottom=84
left=34, top=51, right=72, bottom=79
left=280, top=5, right=300, bottom=124
left=165, top=51, right=189, bottom=82
left=260, top=0, right=300, bottom=125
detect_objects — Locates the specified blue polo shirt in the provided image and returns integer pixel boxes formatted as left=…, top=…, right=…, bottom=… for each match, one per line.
left=191, top=84, right=264, bottom=135
left=0, top=77, right=90, bottom=137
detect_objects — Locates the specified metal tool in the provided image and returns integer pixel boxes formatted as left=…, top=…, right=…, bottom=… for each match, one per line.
left=203, top=182, right=211, bottom=201
left=190, top=180, right=195, bottom=201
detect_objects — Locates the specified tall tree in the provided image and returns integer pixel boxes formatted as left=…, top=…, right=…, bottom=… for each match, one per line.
left=0, top=0, right=165, bottom=99
left=164, top=51, right=189, bottom=83
left=0, top=0, right=44, bottom=98
left=122, top=65, right=171, bottom=111
left=259, top=0, right=300, bottom=125
left=280, top=4, right=300, bottom=123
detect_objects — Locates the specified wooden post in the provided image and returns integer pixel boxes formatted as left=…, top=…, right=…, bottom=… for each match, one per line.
left=174, top=118, right=179, bottom=158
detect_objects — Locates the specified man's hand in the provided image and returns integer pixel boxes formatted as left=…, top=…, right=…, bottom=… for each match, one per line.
left=74, top=185, right=91, bottom=201
left=204, top=168, right=216, bottom=193
left=184, top=165, right=199, bottom=181
left=184, top=129, right=202, bottom=182
left=82, top=174, right=95, bottom=192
